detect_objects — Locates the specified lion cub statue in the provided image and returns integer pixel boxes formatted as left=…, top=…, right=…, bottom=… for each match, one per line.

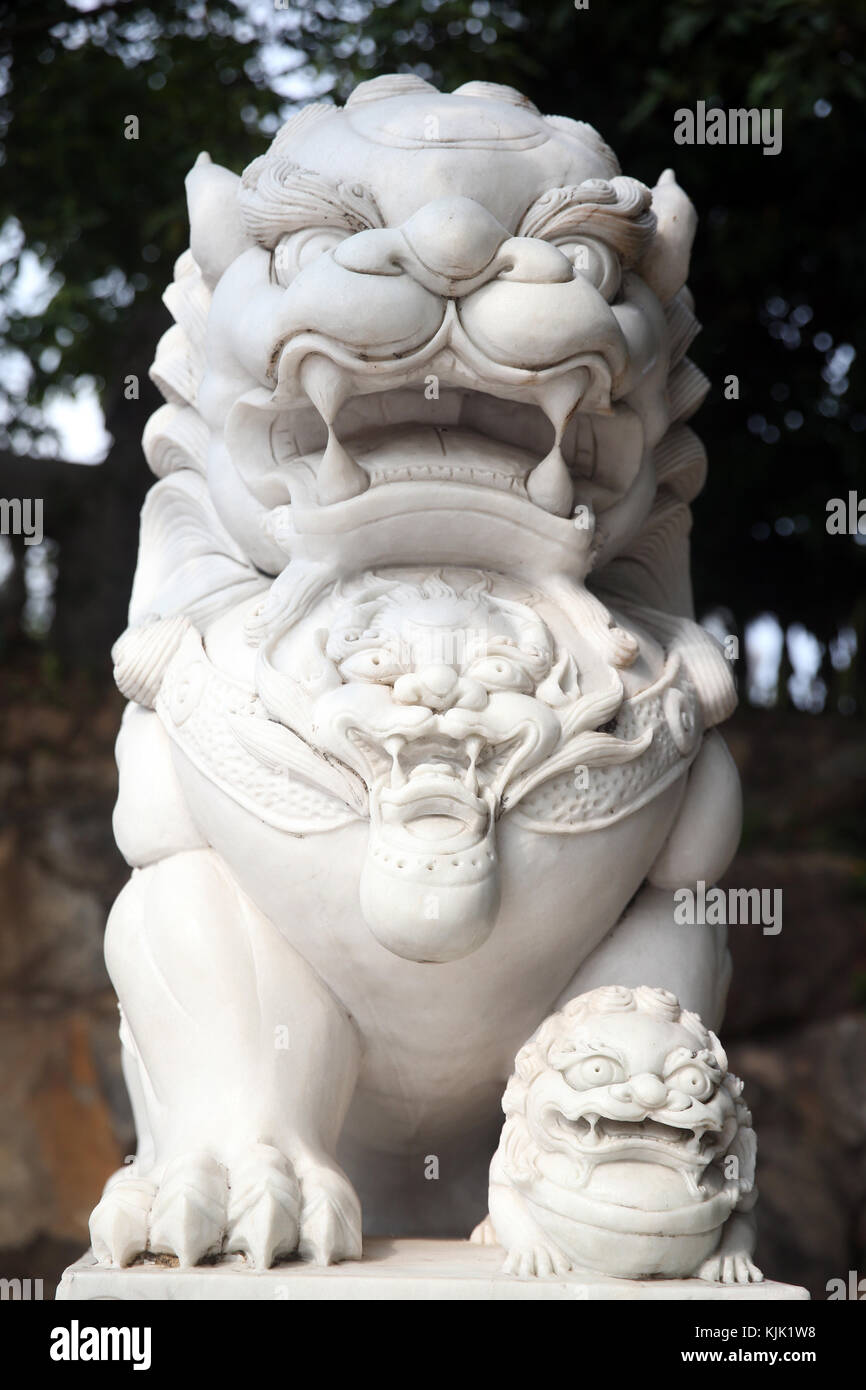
left=480, top=985, right=761, bottom=1283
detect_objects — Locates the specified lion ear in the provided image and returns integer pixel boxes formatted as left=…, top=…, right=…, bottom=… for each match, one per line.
left=185, top=153, right=253, bottom=288
left=513, top=1041, right=540, bottom=1084
left=502, top=1073, right=529, bottom=1116
left=707, top=1030, right=728, bottom=1074
left=634, top=169, right=697, bottom=306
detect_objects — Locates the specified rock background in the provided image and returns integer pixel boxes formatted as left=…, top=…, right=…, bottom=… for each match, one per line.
left=0, top=660, right=863, bottom=1298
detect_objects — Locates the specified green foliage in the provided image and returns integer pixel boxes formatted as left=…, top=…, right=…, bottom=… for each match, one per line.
left=0, top=1, right=288, bottom=433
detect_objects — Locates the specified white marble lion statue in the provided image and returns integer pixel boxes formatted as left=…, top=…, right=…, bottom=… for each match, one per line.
left=89, top=75, right=742, bottom=1270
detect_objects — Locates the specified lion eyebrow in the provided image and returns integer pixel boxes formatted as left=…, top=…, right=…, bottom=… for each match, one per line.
left=572, top=1038, right=626, bottom=1065
left=517, top=176, right=655, bottom=267
left=662, top=1046, right=718, bottom=1074
left=239, top=155, right=384, bottom=249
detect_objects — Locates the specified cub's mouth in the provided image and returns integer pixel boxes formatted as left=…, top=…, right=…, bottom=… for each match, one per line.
left=572, top=1114, right=721, bottom=1155
left=553, top=1110, right=724, bottom=1171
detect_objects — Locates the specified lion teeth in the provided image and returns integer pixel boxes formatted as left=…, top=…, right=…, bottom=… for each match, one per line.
left=300, top=354, right=369, bottom=504
left=526, top=443, right=573, bottom=517
left=385, top=736, right=406, bottom=788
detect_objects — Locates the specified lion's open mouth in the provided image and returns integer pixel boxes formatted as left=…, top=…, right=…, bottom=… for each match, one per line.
left=566, top=1113, right=722, bottom=1162
left=359, top=742, right=502, bottom=963
left=273, top=403, right=554, bottom=506
left=379, top=773, right=489, bottom=847
left=233, top=365, right=621, bottom=529
left=257, top=281, right=619, bottom=513
left=353, top=722, right=514, bottom=837
left=373, top=738, right=495, bottom=858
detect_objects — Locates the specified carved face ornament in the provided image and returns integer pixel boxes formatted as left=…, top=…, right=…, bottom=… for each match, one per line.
left=258, top=570, right=649, bottom=962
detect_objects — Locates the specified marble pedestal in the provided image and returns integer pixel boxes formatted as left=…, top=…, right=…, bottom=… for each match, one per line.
left=57, top=1240, right=810, bottom=1301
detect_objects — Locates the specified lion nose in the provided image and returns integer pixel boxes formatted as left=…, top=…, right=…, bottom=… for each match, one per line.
left=628, top=1074, right=669, bottom=1109
left=401, top=198, right=508, bottom=285
left=393, top=664, right=460, bottom=710
left=332, top=198, right=574, bottom=299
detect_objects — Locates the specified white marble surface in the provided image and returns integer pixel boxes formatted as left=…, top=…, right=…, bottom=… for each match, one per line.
left=57, top=1241, right=809, bottom=1302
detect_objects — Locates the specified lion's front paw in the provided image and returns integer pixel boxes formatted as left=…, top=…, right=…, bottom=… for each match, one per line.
left=91, top=1153, right=228, bottom=1269
left=89, top=1144, right=361, bottom=1269
left=502, top=1243, right=573, bottom=1279
left=697, top=1250, right=764, bottom=1285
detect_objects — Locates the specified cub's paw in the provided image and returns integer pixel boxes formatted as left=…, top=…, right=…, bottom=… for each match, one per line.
left=697, top=1251, right=764, bottom=1285
left=503, top=1242, right=573, bottom=1279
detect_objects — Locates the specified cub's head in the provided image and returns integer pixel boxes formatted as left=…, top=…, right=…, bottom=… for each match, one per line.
left=503, top=985, right=755, bottom=1206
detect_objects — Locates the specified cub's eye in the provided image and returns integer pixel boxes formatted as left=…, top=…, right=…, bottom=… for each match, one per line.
left=553, top=236, right=621, bottom=301
left=338, top=649, right=402, bottom=684
left=273, top=227, right=351, bottom=287
left=467, top=657, right=531, bottom=692
left=666, top=1065, right=715, bottom=1101
left=564, top=1055, right=624, bottom=1090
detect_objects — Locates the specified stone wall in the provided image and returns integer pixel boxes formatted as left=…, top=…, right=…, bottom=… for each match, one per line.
left=0, top=661, right=863, bottom=1297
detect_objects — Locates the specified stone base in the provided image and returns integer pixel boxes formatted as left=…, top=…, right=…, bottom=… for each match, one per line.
left=56, top=1240, right=810, bottom=1301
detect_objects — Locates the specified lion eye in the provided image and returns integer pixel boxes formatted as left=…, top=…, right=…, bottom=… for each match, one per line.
left=273, top=227, right=351, bottom=287
left=565, top=1055, right=623, bottom=1089
left=667, top=1065, right=715, bottom=1101
left=553, top=236, right=621, bottom=301
left=467, top=656, right=531, bottom=691
left=339, top=649, right=402, bottom=683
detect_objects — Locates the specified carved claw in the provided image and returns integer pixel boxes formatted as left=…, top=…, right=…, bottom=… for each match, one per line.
left=697, top=1251, right=764, bottom=1285
left=224, top=1144, right=301, bottom=1269
left=90, top=1175, right=157, bottom=1267
left=503, top=1243, right=573, bottom=1279
left=148, top=1153, right=228, bottom=1267
left=297, top=1163, right=363, bottom=1265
